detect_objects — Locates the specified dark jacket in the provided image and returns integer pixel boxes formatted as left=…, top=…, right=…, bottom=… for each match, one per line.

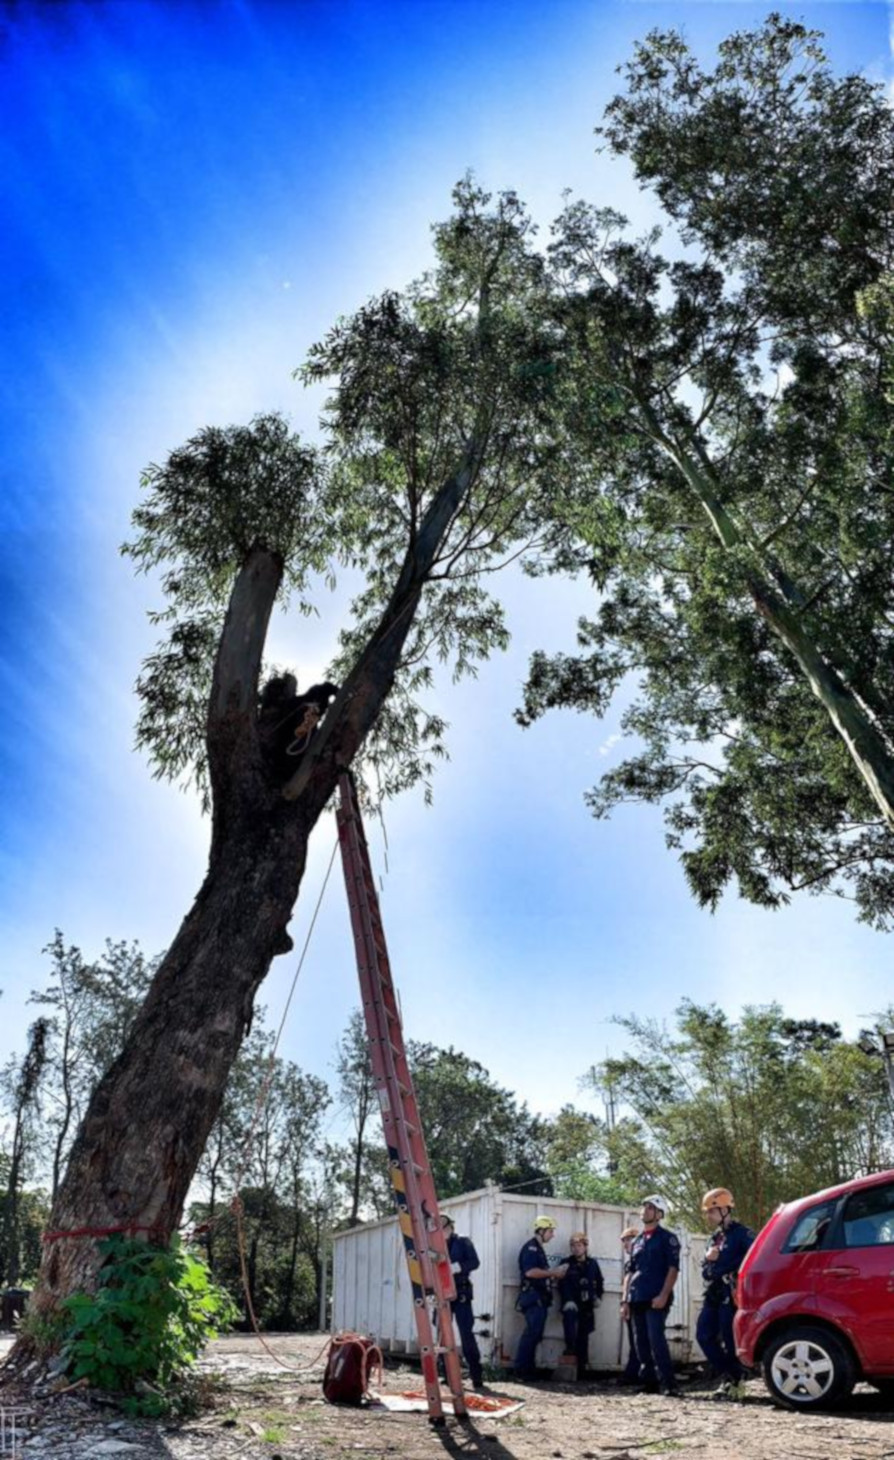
left=627, top=1225, right=681, bottom=1306
left=702, top=1219, right=755, bottom=1306
left=558, top=1254, right=604, bottom=1310
left=518, top=1238, right=553, bottom=1306
left=446, top=1231, right=480, bottom=1302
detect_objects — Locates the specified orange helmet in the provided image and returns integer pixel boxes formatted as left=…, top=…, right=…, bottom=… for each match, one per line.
left=702, top=1187, right=735, bottom=1212
left=621, top=1226, right=639, bottom=1241
left=569, top=1231, right=588, bottom=1245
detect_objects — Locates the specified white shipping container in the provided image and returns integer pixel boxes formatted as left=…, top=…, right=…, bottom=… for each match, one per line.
left=332, top=1187, right=705, bottom=1372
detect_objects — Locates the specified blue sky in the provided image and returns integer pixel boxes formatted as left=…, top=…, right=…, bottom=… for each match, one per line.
left=2, top=0, right=893, bottom=1133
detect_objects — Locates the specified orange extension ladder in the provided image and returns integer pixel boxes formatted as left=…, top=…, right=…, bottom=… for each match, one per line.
left=336, top=771, right=468, bottom=1424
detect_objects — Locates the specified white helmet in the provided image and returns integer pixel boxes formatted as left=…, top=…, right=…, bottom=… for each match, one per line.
left=640, top=1193, right=668, bottom=1217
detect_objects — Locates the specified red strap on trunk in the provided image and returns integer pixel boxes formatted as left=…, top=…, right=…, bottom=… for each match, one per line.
left=42, top=1223, right=166, bottom=1243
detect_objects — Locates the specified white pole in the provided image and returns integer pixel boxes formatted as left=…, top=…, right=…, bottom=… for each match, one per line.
left=318, top=1237, right=328, bottom=1331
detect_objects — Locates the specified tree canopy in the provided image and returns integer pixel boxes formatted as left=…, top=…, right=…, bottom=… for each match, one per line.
left=409, top=1042, right=550, bottom=1198
left=585, top=1000, right=894, bottom=1230
left=127, top=181, right=556, bottom=809
left=519, top=16, right=894, bottom=925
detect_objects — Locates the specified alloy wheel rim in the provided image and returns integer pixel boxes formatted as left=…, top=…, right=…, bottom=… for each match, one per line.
left=770, top=1339, right=835, bottom=1401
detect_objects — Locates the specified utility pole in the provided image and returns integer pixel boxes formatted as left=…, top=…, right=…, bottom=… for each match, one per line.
left=858, top=1029, right=894, bottom=1107
left=880, top=1032, right=894, bottom=1103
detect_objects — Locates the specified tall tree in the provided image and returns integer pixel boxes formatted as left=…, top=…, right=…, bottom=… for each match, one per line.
left=408, top=1042, right=550, bottom=1197
left=585, top=1002, right=894, bottom=1230
left=191, top=1022, right=330, bottom=1328
left=520, top=17, right=894, bottom=924
left=29, top=933, right=154, bottom=1204
left=274, top=1064, right=331, bottom=1327
left=0, top=1020, right=49, bottom=1286
left=193, top=1020, right=278, bottom=1272
left=540, top=1103, right=638, bottom=1205
left=333, top=1011, right=381, bottom=1227
left=29, top=182, right=555, bottom=1324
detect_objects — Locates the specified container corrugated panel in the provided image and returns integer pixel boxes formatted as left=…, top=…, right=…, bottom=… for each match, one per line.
left=331, top=1186, right=704, bottom=1370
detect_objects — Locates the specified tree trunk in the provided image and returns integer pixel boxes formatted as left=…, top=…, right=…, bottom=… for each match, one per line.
left=283, top=1203, right=300, bottom=1321
left=638, top=396, right=894, bottom=830
left=348, top=1128, right=365, bottom=1227
left=51, top=1022, right=75, bottom=1208
left=206, top=1161, right=219, bottom=1272
left=0, top=1114, right=25, bottom=1288
left=30, top=808, right=309, bottom=1320
left=247, top=1230, right=259, bottom=1322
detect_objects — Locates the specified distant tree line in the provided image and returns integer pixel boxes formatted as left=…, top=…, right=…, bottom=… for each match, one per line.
left=1, top=932, right=892, bottom=1328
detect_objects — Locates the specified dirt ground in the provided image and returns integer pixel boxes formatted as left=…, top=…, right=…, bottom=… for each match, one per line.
left=200, top=1334, right=894, bottom=1460
left=7, top=1332, right=894, bottom=1460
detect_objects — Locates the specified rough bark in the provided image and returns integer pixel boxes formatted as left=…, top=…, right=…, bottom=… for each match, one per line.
left=31, top=810, right=311, bottom=1319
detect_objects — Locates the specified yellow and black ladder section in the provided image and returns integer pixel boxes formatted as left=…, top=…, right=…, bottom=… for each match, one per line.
left=336, top=772, right=467, bottom=1424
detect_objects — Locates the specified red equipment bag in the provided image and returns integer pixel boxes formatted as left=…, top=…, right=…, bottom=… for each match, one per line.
left=322, top=1332, right=383, bottom=1405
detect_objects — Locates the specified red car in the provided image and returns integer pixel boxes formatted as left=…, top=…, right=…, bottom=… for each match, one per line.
left=734, top=1168, right=894, bottom=1409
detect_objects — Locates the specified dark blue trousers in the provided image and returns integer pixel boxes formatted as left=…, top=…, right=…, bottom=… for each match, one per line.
left=631, top=1303, right=675, bottom=1386
left=515, top=1297, right=548, bottom=1376
left=696, top=1301, right=744, bottom=1382
left=561, top=1304, right=595, bottom=1377
left=623, top=1316, right=640, bottom=1379
left=451, top=1297, right=482, bottom=1386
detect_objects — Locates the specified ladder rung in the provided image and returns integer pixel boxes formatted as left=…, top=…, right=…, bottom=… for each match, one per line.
left=338, top=772, right=467, bottom=1423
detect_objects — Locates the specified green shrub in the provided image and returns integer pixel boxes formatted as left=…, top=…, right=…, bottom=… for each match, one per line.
left=61, top=1235, right=238, bottom=1393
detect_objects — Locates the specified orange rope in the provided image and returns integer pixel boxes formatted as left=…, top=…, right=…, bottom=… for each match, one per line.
left=232, top=1195, right=308, bottom=1373
left=231, top=1196, right=381, bottom=1387
left=325, top=1330, right=384, bottom=1400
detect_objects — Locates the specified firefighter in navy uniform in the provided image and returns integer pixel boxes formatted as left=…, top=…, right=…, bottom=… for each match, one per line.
left=696, top=1187, right=754, bottom=1400
left=617, top=1225, right=641, bottom=1384
left=441, top=1214, right=484, bottom=1390
left=514, top=1216, right=567, bottom=1380
left=620, top=1194, right=681, bottom=1397
left=558, top=1231, right=604, bottom=1379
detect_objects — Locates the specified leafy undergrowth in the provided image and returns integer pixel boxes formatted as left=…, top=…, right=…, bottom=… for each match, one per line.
left=59, top=1236, right=238, bottom=1415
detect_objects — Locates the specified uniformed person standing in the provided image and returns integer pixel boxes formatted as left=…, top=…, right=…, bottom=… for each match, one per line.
left=620, top=1195, right=681, bottom=1397
left=441, top=1214, right=484, bottom=1391
left=514, top=1215, right=567, bottom=1380
left=617, top=1225, right=641, bottom=1385
left=696, top=1187, right=754, bottom=1400
left=558, top=1231, right=604, bottom=1379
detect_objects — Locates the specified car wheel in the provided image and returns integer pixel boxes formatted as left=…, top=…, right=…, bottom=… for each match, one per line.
left=762, top=1325, right=856, bottom=1411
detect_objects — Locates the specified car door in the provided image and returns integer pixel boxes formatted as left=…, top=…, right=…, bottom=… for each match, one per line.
left=816, top=1179, right=894, bottom=1373
left=775, top=1198, right=842, bottom=1306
